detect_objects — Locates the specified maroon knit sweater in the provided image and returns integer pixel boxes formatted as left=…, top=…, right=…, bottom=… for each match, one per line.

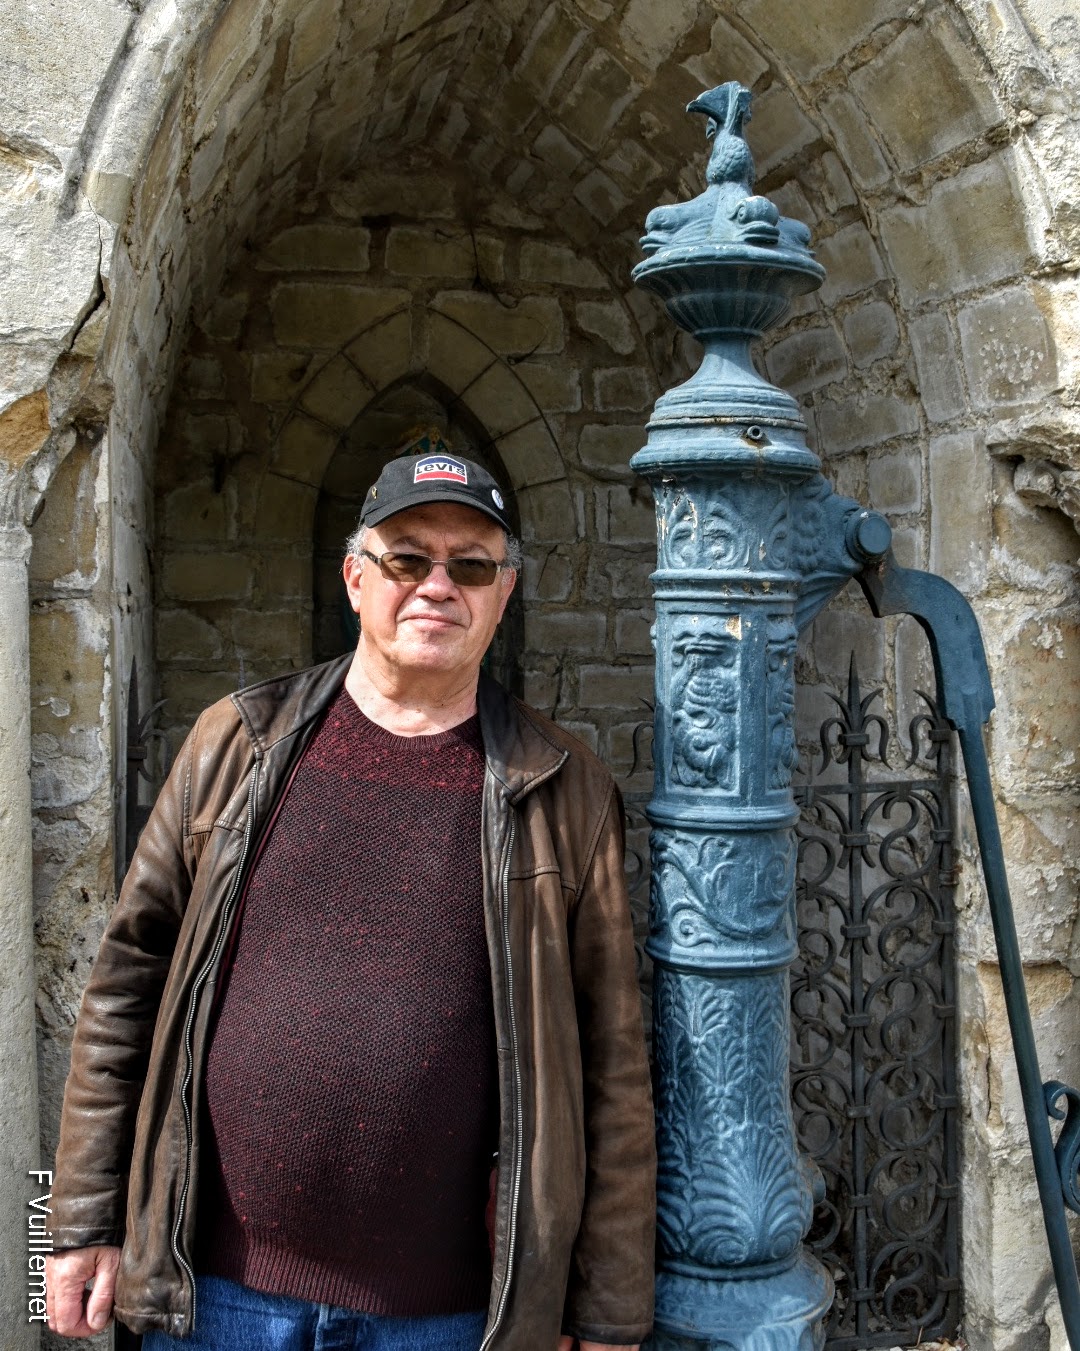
left=196, top=688, right=497, bottom=1314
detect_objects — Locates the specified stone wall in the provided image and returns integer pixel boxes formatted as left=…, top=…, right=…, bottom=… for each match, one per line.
left=3, top=0, right=1080, bottom=1346
left=153, top=192, right=665, bottom=781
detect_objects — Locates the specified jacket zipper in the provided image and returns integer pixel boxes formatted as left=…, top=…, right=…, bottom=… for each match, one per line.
left=169, top=763, right=261, bottom=1332
left=480, top=812, right=521, bottom=1351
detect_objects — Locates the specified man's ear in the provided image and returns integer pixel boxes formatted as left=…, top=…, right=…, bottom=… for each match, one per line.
left=342, top=553, right=364, bottom=613
left=496, top=567, right=516, bottom=621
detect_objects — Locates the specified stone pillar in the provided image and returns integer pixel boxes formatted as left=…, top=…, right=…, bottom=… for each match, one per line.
left=632, top=85, right=890, bottom=1350
left=0, top=523, right=42, bottom=1349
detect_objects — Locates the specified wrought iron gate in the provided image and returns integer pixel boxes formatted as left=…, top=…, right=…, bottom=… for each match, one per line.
left=790, top=656, right=961, bottom=1348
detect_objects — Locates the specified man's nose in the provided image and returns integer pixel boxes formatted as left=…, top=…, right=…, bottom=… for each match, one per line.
left=414, top=561, right=458, bottom=598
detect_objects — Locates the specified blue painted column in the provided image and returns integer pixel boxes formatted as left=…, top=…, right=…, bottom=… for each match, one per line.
left=632, top=85, right=891, bottom=1351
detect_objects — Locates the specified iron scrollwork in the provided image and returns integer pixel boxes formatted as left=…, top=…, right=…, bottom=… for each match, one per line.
left=790, top=657, right=960, bottom=1349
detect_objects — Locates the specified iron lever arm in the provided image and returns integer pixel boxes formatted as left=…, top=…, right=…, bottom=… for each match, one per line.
left=858, top=551, right=1080, bottom=1350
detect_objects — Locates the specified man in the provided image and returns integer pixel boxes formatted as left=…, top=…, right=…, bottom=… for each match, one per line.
left=46, top=439, right=656, bottom=1351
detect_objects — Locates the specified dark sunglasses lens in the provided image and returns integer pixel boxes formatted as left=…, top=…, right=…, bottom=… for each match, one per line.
left=446, top=558, right=499, bottom=587
left=381, top=552, right=432, bottom=582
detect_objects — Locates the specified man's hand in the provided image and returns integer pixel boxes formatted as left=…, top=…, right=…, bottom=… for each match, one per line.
left=557, top=1339, right=640, bottom=1350
left=46, top=1245, right=121, bottom=1337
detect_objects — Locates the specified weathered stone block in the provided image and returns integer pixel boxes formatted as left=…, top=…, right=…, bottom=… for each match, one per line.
left=275, top=415, right=340, bottom=487
left=557, top=47, right=639, bottom=150
left=188, top=119, right=228, bottom=204
left=817, top=390, right=919, bottom=454
left=993, top=610, right=1080, bottom=786
left=531, top=125, right=584, bottom=176
left=820, top=91, right=890, bottom=191
left=579, top=663, right=654, bottom=710
left=232, top=607, right=309, bottom=667
left=595, top=483, right=653, bottom=544
left=513, top=358, right=582, bottom=413
left=519, top=240, right=605, bottom=288
left=765, top=325, right=847, bottom=395
left=602, top=138, right=664, bottom=194
left=680, top=15, right=769, bottom=92
left=196, top=0, right=263, bottom=108
left=748, top=83, right=819, bottom=178
left=817, top=223, right=887, bottom=301
left=518, top=481, right=579, bottom=543
left=619, top=0, right=697, bottom=71
left=250, top=352, right=313, bottom=404
left=160, top=670, right=242, bottom=726
left=578, top=424, right=643, bottom=472
left=29, top=439, right=99, bottom=588
left=460, top=361, right=539, bottom=438
left=614, top=608, right=654, bottom=654
left=928, top=431, right=990, bottom=593
left=523, top=668, right=558, bottom=711
left=254, top=474, right=320, bottom=542
left=272, top=285, right=410, bottom=349
left=155, top=607, right=226, bottom=662
left=592, top=366, right=652, bottom=411
left=604, top=720, right=654, bottom=786
left=811, top=604, right=886, bottom=685
left=889, top=525, right=922, bottom=570
left=587, top=550, right=655, bottom=602
left=958, top=286, right=1058, bottom=411
left=843, top=301, right=899, bottom=369
left=868, top=449, right=922, bottom=516
left=0, top=389, right=50, bottom=468
left=347, top=312, right=413, bottom=391
left=162, top=480, right=235, bottom=544
left=575, top=300, right=636, bottom=355
left=992, top=460, right=1079, bottom=581
left=433, top=291, right=564, bottom=355
left=299, top=355, right=374, bottom=429
left=573, top=170, right=629, bottom=226
left=880, top=153, right=1036, bottom=305
left=286, top=0, right=341, bottom=83
left=162, top=552, right=253, bottom=602
left=257, top=224, right=371, bottom=272
left=524, top=549, right=573, bottom=602
left=495, top=421, right=565, bottom=489
left=516, top=5, right=588, bottom=98
left=909, top=311, right=967, bottom=423
left=739, top=0, right=908, bottom=80
left=332, top=171, right=456, bottom=221
left=525, top=609, right=606, bottom=654
left=386, top=226, right=502, bottom=280
left=851, top=10, right=1003, bottom=170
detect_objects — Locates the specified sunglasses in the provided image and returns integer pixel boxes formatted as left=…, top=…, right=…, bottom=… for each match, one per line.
left=360, top=549, right=511, bottom=588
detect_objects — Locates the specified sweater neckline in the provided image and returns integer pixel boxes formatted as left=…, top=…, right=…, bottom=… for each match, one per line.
left=335, top=686, right=483, bottom=750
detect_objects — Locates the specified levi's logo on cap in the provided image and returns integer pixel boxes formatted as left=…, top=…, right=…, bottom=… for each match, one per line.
left=414, top=455, right=468, bottom=485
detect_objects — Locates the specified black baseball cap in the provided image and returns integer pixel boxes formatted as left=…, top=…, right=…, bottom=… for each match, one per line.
left=360, top=430, right=512, bottom=533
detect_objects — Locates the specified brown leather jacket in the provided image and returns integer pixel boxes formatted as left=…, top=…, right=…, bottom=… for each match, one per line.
left=51, top=656, right=656, bottom=1347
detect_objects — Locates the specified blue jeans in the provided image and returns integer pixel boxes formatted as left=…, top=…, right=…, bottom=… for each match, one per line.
left=140, top=1275, right=488, bottom=1351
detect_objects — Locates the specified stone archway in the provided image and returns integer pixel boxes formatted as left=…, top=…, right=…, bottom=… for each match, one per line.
left=3, top=2, right=1080, bottom=1345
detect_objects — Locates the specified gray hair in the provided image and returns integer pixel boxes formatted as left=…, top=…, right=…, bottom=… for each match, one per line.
left=345, top=522, right=523, bottom=573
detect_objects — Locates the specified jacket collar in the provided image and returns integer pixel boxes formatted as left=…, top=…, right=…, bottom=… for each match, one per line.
left=477, top=672, right=567, bottom=804
left=231, top=656, right=567, bottom=801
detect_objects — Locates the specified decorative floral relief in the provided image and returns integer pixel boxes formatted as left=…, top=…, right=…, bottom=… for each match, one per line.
left=654, top=968, right=813, bottom=1269
left=660, top=492, right=751, bottom=571
left=650, top=829, right=796, bottom=949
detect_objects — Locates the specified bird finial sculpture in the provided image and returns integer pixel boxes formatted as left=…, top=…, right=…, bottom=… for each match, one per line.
left=638, top=83, right=813, bottom=260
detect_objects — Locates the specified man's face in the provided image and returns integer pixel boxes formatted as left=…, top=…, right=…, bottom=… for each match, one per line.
left=343, top=502, right=516, bottom=683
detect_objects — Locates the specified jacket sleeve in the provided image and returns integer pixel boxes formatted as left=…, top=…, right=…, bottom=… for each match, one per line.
left=562, top=784, right=656, bottom=1345
left=50, top=719, right=202, bottom=1250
